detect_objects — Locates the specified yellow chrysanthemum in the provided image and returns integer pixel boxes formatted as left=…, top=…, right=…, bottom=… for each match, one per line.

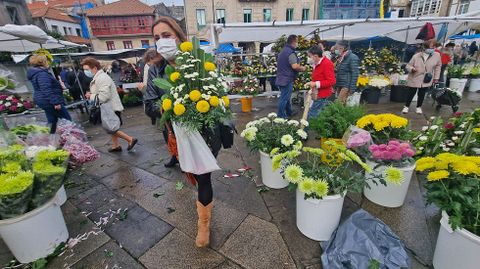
left=179, top=41, right=193, bottom=52
left=357, top=76, right=369, bottom=87
left=451, top=161, right=479, bottom=175
left=272, top=153, right=285, bottom=171
left=427, top=170, right=450, bottom=181
left=465, top=156, right=480, bottom=165
left=373, top=121, right=389, bottom=131
left=298, top=177, right=315, bottom=195
left=312, top=180, right=329, bottom=198
left=436, top=153, right=460, bottom=164
left=434, top=160, right=449, bottom=170
left=284, top=164, right=303, bottom=184
left=196, top=100, right=210, bottom=113
left=162, top=98, right=172, bottom=111
left=390, top=117, right=408, bottom=128
left=189, top=89, right=201, bottom=102
left=173, top=104, right=186, bottom=116
left=204, top=62, right=216, bottom=71
left=209, top=96, right=220, bottom=107
left=473, top=128, right=480, bottom=133
left=356, top=114, right=375, bottom=128
left=384, top=166, right=404, bottom=185
left=170, top=72, right=181, bottom=82
left=222, top=96, right=230, bottom=107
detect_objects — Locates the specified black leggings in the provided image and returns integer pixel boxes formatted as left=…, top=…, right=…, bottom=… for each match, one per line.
left=405, top=87, right=429, bottom=107
left=195, top=173, right=213, bottom=206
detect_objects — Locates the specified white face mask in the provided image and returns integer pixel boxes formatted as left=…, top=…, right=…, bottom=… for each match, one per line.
left=156, top=38, right=178, bottom=61
left=307, top=57, right=315, bottom=66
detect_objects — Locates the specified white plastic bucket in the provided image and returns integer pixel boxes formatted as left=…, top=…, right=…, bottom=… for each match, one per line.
left=433, top=211, right=480, bottom=269
left=468, top=78, right=480, bottom=92
left=363, top=161, right=415, bottom=208
left=296, top=189, right=345, bottom=241
left=260, top=151, right=289, bottom=189
left=0, top=194, right=69, bottom=263
left=449, top=78, right=468, bottom=95
left=56, top=185, right=67, bottom=205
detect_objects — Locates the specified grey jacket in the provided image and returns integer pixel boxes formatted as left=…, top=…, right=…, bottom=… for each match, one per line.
left=144, top=61, right=167, bottom=124
left=334, top=51, right=360, bottom=91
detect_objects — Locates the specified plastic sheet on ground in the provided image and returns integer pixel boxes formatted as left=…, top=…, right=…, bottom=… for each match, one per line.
left=321, top=209, right=410, bottom=269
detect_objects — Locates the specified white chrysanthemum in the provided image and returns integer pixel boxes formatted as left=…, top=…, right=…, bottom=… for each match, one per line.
left=173, top=93, right=179, bottom=99
left=300, top=119, right=309, bottom=127
left=241, top=127, right=257, bottom=142
left=268, top=113, right=277, bottom=118
left=421, top=126, right=428, bottom=131
left=274, top=118, right=287, bottom=124
left=288, top=120, right=299, bottom=127
left=430, top=125, right=438, bottom=130
left=4, top=102, right=11, bottom=107
left=246, top=120, right=259, bottom=128
left=259, top=118, right=270, bottom=124
left=452, top=136, right=459, bottom=141
left=281, top=135, right=294, bottom=147
left=17, top=103, right=23, bottom=107
left=419, top=136, right=428, bottom=141
left=297, top=129, right=308, bottom=140
left=454, top=131, right=465, bottom=135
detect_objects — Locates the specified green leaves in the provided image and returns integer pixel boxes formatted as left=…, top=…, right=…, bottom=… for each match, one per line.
left=153, top=78, right=173, bottom=91
left=175, top=181, right=184, bottom=190
left=165, top=65, right=175, bottom=76
left=310, top=101, right=366, bottom=138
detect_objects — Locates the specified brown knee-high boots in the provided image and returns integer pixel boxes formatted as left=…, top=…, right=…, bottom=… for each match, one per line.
left=195, top=200, right=213, bottom=247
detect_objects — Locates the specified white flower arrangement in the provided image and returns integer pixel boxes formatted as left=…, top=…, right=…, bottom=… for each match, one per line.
left=281, top=135, right=294, bottom=147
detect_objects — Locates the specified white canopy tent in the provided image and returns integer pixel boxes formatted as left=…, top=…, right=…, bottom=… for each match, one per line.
left=213, top=11, right=480, bottom=46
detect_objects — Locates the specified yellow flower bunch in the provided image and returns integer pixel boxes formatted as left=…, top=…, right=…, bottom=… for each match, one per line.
left=179, top=41, right=193, bottom=52
left=357, top=76, right=369, bottom=87
left=416, top=153, right=480, bottom=181
left=356, top=113, right=408, bottom=131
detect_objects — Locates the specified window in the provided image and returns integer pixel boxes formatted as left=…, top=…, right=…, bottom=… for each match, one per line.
left=243, top=9, right=252, bottom=23
left=63, top=27, right=68, bottom=35
left=76, top=28, right=81, bottom=36
left=196, top=9, right=206, bottom=30
left=302, top=8, right=310, bottom=20
left=263, top=9, right=271, bottom=22
left=286, top=8, right=294, bottom=21
left=216, top=9, right=226, bottom=23
left=52, top=25, right=59, bottom=33
left=6, top=6, right=19, bottom=24
left=398, top=9, right=405, bottom=17
left=458, top=0, right=470, bottom=14
left=69, top=27, right=73, bottom=34
left=106, top=41, right=115, bottom=50
left=123, top=41, right=133, bottom=49
left=141, top=40, right=149, bottom=48
left=138, top=18, right=146, bottom=29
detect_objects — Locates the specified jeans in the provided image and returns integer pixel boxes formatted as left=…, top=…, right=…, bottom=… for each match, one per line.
left=38, top=104, right=72, bottom=134
left=405, top=87, right=429, bottom=108
left=308, top=98, right=329, bottom=120
left=278, top=82, right=293, bottom=118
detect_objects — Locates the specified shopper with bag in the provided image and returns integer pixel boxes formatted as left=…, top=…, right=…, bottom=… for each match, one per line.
left=333, top=40, right=359, bottom=104
left=27, top=55, right=72, bottom=134
left=81, top=57, right=138, bottom=152
left=149, top=16, right=224, bottom=248
left=402, top=39, right=442, bottom=114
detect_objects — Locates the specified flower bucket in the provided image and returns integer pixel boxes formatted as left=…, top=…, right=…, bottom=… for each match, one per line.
left=433, top=211, right=480, bottom=269
left=0, top=194, right=69, bottom=263
left=260, top=151, right=289, bottom=189
left=363, top=161, right=415, bottom=208
left=56, top=185, right=67, bottom=205
left=296, top=189, right=345, bottom=241
left=449, top=78, right=468, bottom=95
left=320, top=138, right=343, bottom=165
left=240, top=96, right=253, bottom=112
left=468, top=78, right=480, bottom=92
left=360, top=87, right=381, bottom=104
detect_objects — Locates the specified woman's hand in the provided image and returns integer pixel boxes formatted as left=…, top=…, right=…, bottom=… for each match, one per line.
left=54, top=104, right=61, bottom=110
left=85, top=92, right=91, bottom=99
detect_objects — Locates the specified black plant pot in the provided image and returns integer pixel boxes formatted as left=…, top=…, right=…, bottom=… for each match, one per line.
left=361, top=87, right=381, bottom=104
left=390, top=85, right=409, bottom=103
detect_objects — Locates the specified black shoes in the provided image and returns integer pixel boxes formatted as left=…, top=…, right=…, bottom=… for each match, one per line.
left=128, top=138, right=138, bottom=151
left=164, top=156, right=179, bottom=168
left=108, top=146, right=122, bottom=152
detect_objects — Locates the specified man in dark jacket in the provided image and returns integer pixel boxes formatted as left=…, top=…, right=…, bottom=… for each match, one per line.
left=333, top=40, right=359, bottom=103
left=276, top=35, right=306, bottom=118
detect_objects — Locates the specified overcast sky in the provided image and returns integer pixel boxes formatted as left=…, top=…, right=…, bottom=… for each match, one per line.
left=105, top=0, right=184, bottom=6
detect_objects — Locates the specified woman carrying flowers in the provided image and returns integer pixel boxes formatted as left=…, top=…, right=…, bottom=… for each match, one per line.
left=149, top=17, right=232, bottom=248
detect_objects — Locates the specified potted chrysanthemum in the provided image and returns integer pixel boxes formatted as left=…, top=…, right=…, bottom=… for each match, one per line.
left=242, top=113, right=308, bottom=189
left=416, top=153, right=480, bottom=269
left=236, top=75, right=260, bottom=113
left=274, top=141, right=371, bottom=241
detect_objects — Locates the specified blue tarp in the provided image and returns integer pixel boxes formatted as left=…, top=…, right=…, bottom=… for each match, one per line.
left=450, top=34, right=480, bottom=40
left=216, top=43, right=240, bottom=53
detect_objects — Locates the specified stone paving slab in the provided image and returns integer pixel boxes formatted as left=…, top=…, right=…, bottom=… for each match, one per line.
left=71, top=240, right=145, bottom=269
left=214, top=260, right=245, bottom=269
left=219, top=215, right=296, bottom=269
left=70, top=183, right=120, bottom=214
left=136, top=181, right=248, bottom=250
left=81, top=153, right=131, bottom=179
left=139, top=229, right=225, bottom=269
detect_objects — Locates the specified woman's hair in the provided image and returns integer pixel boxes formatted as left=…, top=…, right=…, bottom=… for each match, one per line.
left=80, top=57, right=101, bottom=70
left=29, top=55, right=48, bottom=67
left=423, top=39, right=435, bottom=49
left=308, top=46, right=323, bottom=57
left=151, top=16, right=186, bottom=42
left=143, top=48, right=158, bottom=63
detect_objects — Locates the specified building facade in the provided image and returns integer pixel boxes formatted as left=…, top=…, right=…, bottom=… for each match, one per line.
left=320, top=0, right=381, bottom=19
left=86, top=0, right=155, bottom=51
left=410, top=0, right=443, bottom=16
left=0, top=0, right=33, bottom=26
left=447, top=0, right=480, bottom=15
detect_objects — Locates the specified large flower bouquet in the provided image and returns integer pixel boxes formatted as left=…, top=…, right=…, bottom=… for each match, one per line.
left=0, top=94, right=33, bottom=114
left=235, top=75, right=260, bottom=96
left=273, top=141, right=372, bottom=199
left=154, top=38, right=232, bottom=131
left=359, top=48, right=381, bottom=75
left=241, top=113, right=308, bottom=156
left=367, top=76, right=391, bottom=88
left=416, top=153, right=480, bottom=235
left=356, top=113, right=411, bottom=143
left=378, top=48, right=402, bottom=75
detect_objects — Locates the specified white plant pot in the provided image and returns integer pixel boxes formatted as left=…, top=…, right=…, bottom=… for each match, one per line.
left=449, top=78, right=468, bottom=95
left=56, top=185, right=67, bottom=205
left=0, top=194, right=69, bottom=263
left=260, top=151, right=289, bottom=189
left=296, top=189, right=345, bottom=241
left=433, top=211, right=480, bottom=269
left=468, top=78, right=480, bottom=92
left=363, top=161, right=415, bottom=208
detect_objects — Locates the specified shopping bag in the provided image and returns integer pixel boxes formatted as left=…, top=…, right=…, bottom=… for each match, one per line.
left=100, top=103, right=120, bottom=134
left=172, top=122, right=220, bottom=175
left=89, top=95, right=101, bottom=125
left=346, top=92, right=361, bottom=107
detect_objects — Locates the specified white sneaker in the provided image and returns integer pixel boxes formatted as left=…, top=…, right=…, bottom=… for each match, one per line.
left=402, top=106, right=409, bottom=114
left=416, top=107, right=423, bottom=114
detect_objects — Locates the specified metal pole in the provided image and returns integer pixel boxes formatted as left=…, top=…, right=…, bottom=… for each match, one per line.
left=402, top=25, right=410, bottom=62
left=342, top=25, right=346, bottom=40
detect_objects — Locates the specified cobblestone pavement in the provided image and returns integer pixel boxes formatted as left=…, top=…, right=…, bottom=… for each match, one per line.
left=1, top=91, right=479, bottom=269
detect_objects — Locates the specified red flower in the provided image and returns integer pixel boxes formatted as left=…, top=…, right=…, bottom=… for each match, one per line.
left=9, top=106, right=17, bottom=112
left=444, top=123, right=455, bottom=129
left=23, top=101, right=32, bottom=109
left=0, top=95, right=7, bottom=100
left=0, top=105, right=5, bottom=111
left=453, top=112, right=463, bottom=118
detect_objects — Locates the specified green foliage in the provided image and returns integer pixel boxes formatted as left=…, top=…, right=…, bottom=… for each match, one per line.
left=10, top=124, right=49, bottom=137
left=35, top=149, right=69, bottom=166
left=448, top=65, right=467, bottom=79
left=470, top=65, right=480, bottom=78
left=122, top=94, right=142, bottom=106
left=0, top=171, right=34, bottom=195
left=310, top=102, right=366, bottom=138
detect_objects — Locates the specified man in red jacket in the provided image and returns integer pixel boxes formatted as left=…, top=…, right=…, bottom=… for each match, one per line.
left=305, top=46, right=336, bottom=119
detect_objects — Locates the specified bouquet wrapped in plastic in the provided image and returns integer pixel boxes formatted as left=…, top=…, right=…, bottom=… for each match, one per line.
left=0, top=171, right=34, bottom=219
